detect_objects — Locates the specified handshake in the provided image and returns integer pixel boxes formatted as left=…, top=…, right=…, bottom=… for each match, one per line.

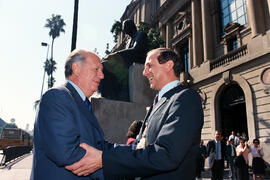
left=65, top=143, right=102, bottom=176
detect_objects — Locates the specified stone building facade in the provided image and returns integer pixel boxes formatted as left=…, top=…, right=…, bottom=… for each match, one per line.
left=113, top=0, right=270, bottom=161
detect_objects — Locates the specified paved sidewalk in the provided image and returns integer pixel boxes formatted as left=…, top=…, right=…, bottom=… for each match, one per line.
left=198, top=168, right=270, bottom=180
left=0, top=153, right=269, bottom=180
left=0, top=153, right=32, bottom=180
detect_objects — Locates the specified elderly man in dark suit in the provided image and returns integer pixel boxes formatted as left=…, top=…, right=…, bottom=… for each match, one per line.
left=207, top=130, right=227, bottom=180
left=66, top=48, right=204, bottom=180
left=31, top=49, right=108, bottom=179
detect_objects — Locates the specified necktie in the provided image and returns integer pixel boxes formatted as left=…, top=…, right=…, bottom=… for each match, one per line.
left=216, top=141, right=221, bottom=159
left=153, top=94, right=159, bottom=107
left=84, top=98, right=104, bottom=138
left=84, top=98, right=92, bottom=112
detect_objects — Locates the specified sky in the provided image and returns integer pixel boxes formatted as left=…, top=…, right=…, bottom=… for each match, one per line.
left=0, top=0, right=131, bottom=131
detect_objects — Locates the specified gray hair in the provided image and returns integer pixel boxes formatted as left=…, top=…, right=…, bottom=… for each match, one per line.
left=64, top=51, right=86, bottom=78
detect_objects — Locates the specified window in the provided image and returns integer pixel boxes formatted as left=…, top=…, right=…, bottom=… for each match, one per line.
left=180, top=42, right=189, bottom=72
left=227, top=36, right=238, bottom=51
left=220, top=0, right=247, bottom=33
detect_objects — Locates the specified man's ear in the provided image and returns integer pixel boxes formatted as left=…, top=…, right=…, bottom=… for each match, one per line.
left=166, top=60, right=174, bottom=72
left=72, top=62, right=80, bottom=76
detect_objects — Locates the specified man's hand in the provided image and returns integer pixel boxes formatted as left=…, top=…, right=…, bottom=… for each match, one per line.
left=65, top=143, right=103, bottom=176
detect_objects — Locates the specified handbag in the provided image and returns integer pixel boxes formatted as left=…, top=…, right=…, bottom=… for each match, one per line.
left=234, top=154, right=246, bottom=167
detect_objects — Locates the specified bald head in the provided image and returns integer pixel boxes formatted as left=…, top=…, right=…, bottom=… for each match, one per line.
left=65, top=49, right=99, bottom=79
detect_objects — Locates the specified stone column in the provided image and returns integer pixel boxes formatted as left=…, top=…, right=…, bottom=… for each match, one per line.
left=191, top=0, right=203, bottom=67
left=201, top=0, right=213, bottom=62
left=166, top=20, right=173, bottom=48
left=160, top=23, right=166, bottom=46
left=268, top=0, right=270, bottom=17
left=246, top=0, right=265, bottom=37
left=188, top=35, right=193, bottom=69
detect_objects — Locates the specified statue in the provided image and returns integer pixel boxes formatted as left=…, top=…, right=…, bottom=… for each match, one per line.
left=99, top=19, right=148, bottom=101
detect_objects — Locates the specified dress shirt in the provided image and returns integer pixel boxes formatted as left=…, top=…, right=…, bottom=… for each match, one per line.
left=67, top=80, right=86, bottom=101
left=158, top=80, right=180, bottom=101
left=251, top=146, right=264, bottom=158
left=215, top=140, right=222, bottom=160
left=231, top=144, right=235, bottom=157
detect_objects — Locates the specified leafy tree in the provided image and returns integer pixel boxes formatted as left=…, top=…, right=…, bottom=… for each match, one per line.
left=44, top=14, right=66, bottom=88
left=110, top=21, right=164, bottom=52
left=137, top=23, right=165, bottom=50
left=48, top=76, right=56, bottom=89
left=111, top=20, right=122, bottom=43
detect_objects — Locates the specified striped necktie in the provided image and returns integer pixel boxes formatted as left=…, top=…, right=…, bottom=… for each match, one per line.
left=153, top=94, right=159, bottom=107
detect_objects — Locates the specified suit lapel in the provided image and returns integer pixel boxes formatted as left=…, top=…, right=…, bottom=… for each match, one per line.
left=139, top=97, right=167, bottom=135
left=147, top=84, right=186, bottom=120
left=138, top=84, right=186, bottom=140
left=65, top=83, right=104, bottom=136
left=147, top=97, right=167, bottom=120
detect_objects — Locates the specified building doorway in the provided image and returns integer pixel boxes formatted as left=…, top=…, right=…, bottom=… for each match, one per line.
left=219, top=83, right=248, bottom=138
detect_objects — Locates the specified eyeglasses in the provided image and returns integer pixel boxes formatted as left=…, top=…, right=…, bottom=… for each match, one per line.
left=254, top=142, right=259, bottom=144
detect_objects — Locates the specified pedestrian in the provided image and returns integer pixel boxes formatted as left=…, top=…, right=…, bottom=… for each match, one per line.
left=234, top=132, right=240, bottom=147
left=196, top=140, right=207, bottom=178
left=226, top=137, right=236, bottom=179
left=229, top=131, right=236, bottom=142
left=251, top=138, right=265, bottom=180
left=207, top=130, right=226, bottom=180
left=235, top=137, right=251, bottom=180
left=241, top=132, right=249, bottom=142
left=126, top=120, right=143, bottom=145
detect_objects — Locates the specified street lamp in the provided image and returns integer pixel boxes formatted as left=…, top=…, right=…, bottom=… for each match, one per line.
left=40, top=42, right=50, bottom=99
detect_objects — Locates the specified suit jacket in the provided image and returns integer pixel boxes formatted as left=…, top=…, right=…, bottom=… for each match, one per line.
left=207, top=140, right=226, bottom=168
left=31, top=82, right=106, bottom=180
left=226, top=144, right=236, bottom=160
left=102, top=85, right=204, bottom=180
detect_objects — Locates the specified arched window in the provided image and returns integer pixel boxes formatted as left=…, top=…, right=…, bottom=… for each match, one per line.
left=220, top=0, right=247, bottom=33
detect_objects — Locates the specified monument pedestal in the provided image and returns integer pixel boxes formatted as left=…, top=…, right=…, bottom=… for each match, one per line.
left=91, top=63, right=156, bottom=143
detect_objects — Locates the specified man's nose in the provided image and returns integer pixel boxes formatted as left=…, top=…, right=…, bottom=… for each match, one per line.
left=99, top=70, right=104, bottom=79
left=143, top=68, right=148, bottom=77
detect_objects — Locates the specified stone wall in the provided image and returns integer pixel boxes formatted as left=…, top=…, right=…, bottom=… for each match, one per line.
left=91, top=63, right=156, bottom=144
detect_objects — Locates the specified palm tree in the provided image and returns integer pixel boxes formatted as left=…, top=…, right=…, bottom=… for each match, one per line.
left=44, top=14, right=66, bottom=88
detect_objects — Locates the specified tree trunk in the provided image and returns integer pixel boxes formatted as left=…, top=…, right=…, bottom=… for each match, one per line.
left=51, top=38, right=54, bottom=61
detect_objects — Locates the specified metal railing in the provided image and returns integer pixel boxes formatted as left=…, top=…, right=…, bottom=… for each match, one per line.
left=0, top=146, right=32, bottom=165
left=210, top=44, right=248, bottom=70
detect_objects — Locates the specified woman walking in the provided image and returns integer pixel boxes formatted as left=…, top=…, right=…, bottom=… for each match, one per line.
left=251, top=138, right=265, bottom=180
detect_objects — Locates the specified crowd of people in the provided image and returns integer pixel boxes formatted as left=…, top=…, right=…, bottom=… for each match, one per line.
left=196, top=131, right=267, bottom=180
